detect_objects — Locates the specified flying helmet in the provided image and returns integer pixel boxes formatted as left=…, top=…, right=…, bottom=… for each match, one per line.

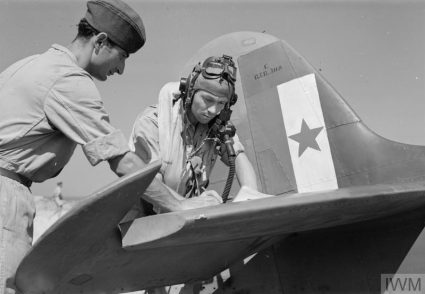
left=179, top=54, right=238, bottom=111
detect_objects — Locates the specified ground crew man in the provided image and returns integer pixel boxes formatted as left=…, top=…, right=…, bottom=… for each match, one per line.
left=0, top=1, right=220, bottom=293
left=130, top=55, right=258, bottom=214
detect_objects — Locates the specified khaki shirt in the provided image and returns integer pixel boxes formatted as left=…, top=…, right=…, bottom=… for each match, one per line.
left=0, top=44, right=129, bottom=182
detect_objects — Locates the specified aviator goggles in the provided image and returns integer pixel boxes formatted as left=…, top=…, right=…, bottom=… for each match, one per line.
left=200, top=55, right=237, bottom=83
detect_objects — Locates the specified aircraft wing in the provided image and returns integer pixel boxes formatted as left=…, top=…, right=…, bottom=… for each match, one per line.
left=122, top=182, right=425, bottom=250
left=114, top=182, right=425, bottom=292
left=17, top=177, right=425, bottom=294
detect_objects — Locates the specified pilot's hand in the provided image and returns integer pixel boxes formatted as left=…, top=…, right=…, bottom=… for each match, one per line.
left=232, top=185, right=274, bottom=202
left=200, top=190, right=223, bottom=203
left=180, top=190, right=223, bottom=210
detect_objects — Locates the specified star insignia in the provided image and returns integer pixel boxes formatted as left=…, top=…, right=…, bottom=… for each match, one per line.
left=289, top=119, right=324, bottom=157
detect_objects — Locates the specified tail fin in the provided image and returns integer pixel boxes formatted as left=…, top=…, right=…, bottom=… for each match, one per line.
left=187, top=32, right=425, bottom=194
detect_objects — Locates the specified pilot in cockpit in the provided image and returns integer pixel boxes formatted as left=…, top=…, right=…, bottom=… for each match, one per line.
left=129, top=55, right=258, bottom=214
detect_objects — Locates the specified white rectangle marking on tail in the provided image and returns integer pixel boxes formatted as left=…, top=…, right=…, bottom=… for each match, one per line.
left=277, top=73, right=338, bottom=193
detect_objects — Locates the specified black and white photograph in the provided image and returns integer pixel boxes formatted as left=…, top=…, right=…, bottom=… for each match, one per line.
left=0, top=0, right=424, bottom=293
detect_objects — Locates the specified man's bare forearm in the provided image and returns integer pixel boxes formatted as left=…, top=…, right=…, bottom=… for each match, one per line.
left=144, top=176, right=186, bottom=212
left=235, top=153, right=258, bottom=191
left=109, top=152, right=222, bottom=212
left=108, top=152, right=184, bottom=211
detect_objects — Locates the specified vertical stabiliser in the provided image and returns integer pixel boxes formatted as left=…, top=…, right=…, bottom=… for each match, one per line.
left=238, top=40, right=342, bottom=194
left=238, top=38, right=425, bottom=194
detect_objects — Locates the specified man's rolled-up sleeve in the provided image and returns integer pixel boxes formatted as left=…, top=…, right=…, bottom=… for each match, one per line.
left=44, top=73, right=130, bottom=166
left=83, top=129, right=130, bottom=165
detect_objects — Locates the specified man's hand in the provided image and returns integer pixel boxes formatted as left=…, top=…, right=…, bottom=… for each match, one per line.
left=179, top=190, right=223, bottom=210
left=233, top=185, right=273, bottom=202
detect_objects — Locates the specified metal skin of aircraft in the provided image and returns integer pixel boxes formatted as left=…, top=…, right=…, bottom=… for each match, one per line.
left=16, top=31, right=425, bottom=294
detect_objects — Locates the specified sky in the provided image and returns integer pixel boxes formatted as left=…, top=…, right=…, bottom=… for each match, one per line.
left=0, top=0, right=424, bottom=198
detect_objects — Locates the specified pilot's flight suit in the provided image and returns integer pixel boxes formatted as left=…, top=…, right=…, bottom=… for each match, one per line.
left=129, top=82, right=244, bottom=210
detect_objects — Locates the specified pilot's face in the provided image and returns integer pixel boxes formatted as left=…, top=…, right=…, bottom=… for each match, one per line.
left=190, top=90, right=229, bottom=124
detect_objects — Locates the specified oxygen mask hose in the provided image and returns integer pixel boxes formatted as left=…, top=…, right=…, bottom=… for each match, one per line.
left=210, top=113, right=236, bottom=203
left=222, top=134, right=236, bottom=203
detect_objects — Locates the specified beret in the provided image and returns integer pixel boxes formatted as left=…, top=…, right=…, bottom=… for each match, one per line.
left=85, top=0, right=146, bottom=54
